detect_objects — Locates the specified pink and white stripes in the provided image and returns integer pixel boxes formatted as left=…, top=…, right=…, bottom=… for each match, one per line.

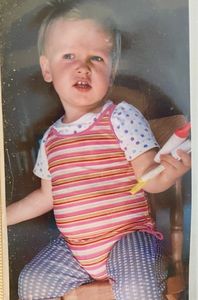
left=45, top=104, right=155, bottom=279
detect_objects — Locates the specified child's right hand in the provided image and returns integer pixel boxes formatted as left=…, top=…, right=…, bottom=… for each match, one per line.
left=7, top=179, right=53, bottom=226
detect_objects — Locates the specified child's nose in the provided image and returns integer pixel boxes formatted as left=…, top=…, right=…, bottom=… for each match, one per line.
left=76, top=61, right=91, bottom=75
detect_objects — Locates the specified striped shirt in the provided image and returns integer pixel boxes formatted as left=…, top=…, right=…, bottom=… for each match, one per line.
left=45, top=103, right=157, bottom=279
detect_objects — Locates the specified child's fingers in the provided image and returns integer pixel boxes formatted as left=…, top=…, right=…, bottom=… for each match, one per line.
left=160, top=154, right=182, bottom=169
left=176, top=150, right=191, bottom=168
left=160, top=152, right=191, bottom=172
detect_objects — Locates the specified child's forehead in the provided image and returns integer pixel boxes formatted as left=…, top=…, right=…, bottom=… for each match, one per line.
left=45, top=18, right=113, bottom=50
left=49, top=17, right=112, bottom=37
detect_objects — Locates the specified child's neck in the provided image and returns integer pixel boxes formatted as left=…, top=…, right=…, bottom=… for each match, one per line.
left=62, top=102, right=105, bottom=124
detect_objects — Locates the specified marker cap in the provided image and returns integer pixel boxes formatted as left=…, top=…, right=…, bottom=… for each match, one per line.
left=175, top=122, right=191, bottom=138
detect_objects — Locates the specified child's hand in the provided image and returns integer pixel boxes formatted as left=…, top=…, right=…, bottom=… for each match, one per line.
left=160, top=150, right=191, bottom=181
left=132, top=148, right=191, bottom=193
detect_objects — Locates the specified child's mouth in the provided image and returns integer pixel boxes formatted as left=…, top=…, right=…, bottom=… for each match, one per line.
left=74, top=81, right=91, bottom=91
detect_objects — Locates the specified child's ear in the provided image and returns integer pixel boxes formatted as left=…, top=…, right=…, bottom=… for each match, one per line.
left=39, top=56, right=52, bottom=82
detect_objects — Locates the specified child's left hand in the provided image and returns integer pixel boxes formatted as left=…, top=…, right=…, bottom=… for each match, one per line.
left=159, top=149, right=191, bottom=182
left=132, top=148, right=191, bottom=193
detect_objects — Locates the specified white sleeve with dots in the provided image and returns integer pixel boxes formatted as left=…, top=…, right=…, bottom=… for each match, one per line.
left=111, top=101, right=159, bottom=161
left=33, top=128, right=51, bottom=180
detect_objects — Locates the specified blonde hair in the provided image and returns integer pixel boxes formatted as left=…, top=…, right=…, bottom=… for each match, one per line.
left=38, top=0, right=121, bottom=81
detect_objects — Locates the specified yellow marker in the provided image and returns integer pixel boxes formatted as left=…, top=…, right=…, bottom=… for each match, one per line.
left=131, top=179, right=146, bottom=194
left=131, top=164, right=165, bottom=194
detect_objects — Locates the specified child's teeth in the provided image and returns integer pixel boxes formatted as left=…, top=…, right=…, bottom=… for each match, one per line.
left=78, top=81, right=87, bottom=85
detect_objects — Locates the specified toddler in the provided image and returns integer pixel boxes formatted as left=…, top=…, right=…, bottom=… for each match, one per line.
left=7, top=1, right=191, bottom=300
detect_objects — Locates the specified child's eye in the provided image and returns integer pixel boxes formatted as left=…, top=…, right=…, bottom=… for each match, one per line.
left=63, top=53, right=75, bottom=60
left=91, top=56, right=104, bottom=62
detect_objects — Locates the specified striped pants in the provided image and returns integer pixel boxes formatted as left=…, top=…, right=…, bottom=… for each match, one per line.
left=18, top=232, right=167, bottom=300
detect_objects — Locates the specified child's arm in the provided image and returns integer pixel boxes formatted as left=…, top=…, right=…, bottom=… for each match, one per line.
left=131, top=148, right=191, bottom=193
left=7, top=178, right=53, bottom=226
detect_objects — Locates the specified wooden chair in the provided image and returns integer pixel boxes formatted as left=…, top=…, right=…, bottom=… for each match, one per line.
left=62, top=85, right=188, bottom=300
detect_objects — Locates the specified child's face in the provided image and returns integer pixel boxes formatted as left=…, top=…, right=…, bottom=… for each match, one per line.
left=40, top=18, right=113, bottom=113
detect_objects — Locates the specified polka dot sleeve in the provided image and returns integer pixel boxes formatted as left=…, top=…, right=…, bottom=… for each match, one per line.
left=111, top=101, right=159, bottom=161
left=33, top=129, right=51, bottom=180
